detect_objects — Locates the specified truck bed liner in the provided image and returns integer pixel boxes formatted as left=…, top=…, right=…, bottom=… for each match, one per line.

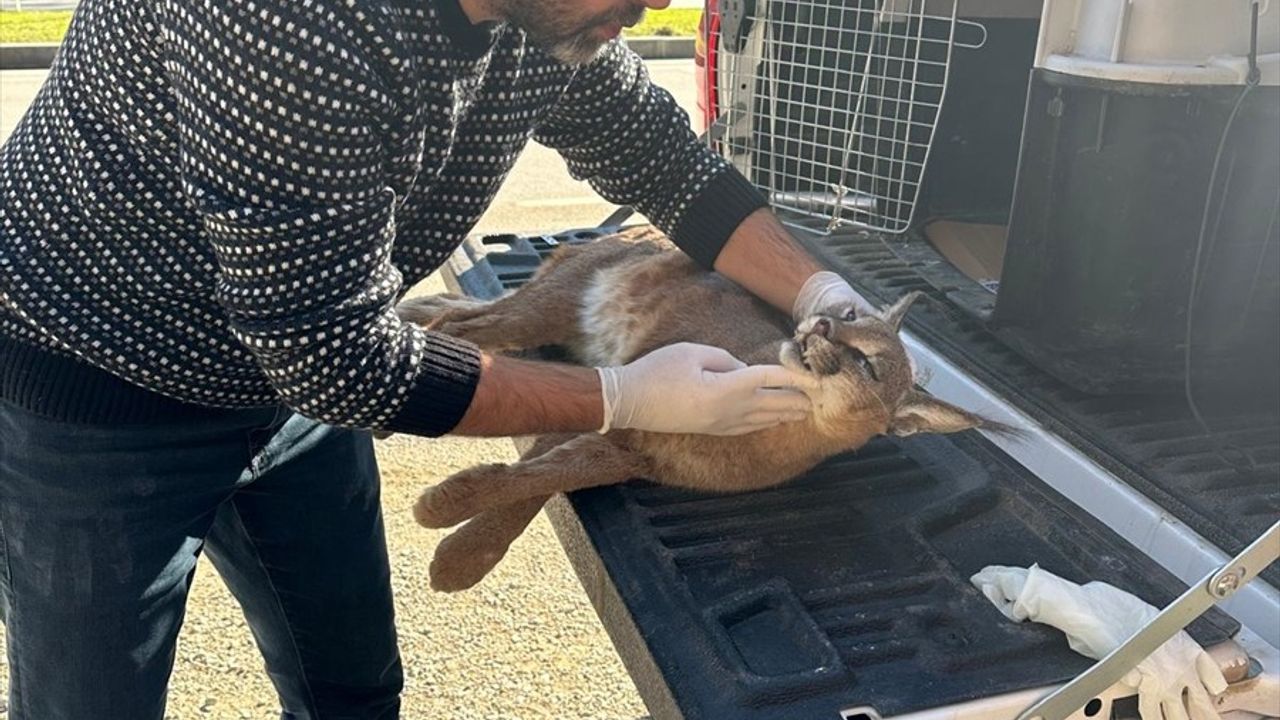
left=440, top=227, right=1239, bottom=719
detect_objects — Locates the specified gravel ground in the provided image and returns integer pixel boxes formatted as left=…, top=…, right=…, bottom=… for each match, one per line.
left=0, top=272, right=649, bottom=720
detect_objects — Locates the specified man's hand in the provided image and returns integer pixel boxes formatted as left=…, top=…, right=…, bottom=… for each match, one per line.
left=598, top=343, right=815, bottom=435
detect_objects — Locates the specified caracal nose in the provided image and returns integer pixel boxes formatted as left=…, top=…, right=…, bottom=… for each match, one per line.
left=812, top=318, right=832, bottom=338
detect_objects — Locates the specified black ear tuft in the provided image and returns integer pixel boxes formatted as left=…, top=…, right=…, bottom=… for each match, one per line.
left=975, top=418, right=1030, bottom=442
left=889, top=390, right=1027, bottom=443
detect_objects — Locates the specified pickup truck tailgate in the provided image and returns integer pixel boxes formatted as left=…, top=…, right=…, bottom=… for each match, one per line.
left=440, top=227, right=1240, bottom=720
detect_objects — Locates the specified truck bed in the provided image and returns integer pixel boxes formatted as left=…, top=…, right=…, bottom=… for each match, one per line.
left=783, top=217, right=1280, bottom=590
left=440, top=226, right=1240, bottom=719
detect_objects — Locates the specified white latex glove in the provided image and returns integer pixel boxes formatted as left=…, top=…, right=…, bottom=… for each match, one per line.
left=596, top=342, right=815, bottom=436
left=793, top=271, right=875, bottom=322
left=971, top=565, right=1229, bottom=720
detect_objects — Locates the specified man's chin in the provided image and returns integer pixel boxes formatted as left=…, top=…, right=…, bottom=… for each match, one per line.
left=543, top=35, right=609, bottom=65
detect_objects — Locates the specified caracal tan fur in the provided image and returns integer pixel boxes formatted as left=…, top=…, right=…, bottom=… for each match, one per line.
left=397, top=226, right=1003, bottom=591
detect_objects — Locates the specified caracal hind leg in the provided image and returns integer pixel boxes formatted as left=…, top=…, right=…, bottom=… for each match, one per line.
left=426, top=434, right=575, bottom=592
left=413, top=433, right=649, bottom=529
left=428, top=495, right=550, bottom=592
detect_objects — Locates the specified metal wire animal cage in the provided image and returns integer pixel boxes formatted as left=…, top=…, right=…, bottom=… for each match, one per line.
left=712, top=0, right=986, bottom=234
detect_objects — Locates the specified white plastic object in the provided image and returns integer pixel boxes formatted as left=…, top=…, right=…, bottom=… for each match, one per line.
left=1035, top=0, right=1280, bottom=86
left=971, top=564, right=1229, bottom=720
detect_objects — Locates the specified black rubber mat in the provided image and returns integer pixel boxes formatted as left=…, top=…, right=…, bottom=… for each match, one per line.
left=783, top=218, right=1280, bottom=590
left=442, top=227, right=1240, bottom=719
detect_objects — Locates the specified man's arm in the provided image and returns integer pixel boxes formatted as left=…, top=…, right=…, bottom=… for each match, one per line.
left=534, top=42, right=767, bottom=270
left=170, top=6, right=811, bottom=439
left=170, top=1, right=617, bottom=439
left=713, top=208, right=874, bottom=319
left=451, top=341, right=815, bottom=437
left=450, top=354, right=603, bottom=436
left=535, top=44, right=867, bottom=320
left=713, top=208, right=826, bottom=314
left=169, top=1, right=499, bottom=436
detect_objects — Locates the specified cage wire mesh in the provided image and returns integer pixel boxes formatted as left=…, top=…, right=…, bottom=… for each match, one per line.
left=712, top=0, right=984, bottom=234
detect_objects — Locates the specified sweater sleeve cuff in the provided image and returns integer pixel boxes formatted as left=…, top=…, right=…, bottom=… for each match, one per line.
left=383, top=331, right=483, bottom=437
left=671, top=167, right=769, bottom=269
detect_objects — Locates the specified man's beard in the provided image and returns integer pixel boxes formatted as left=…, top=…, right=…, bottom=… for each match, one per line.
left=497, top=0, right=645, bottom=65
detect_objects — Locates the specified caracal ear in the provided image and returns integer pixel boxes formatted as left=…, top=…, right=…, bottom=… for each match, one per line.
left=889, top=390, right=1019, bottom=438
left=881, top=291, right=924, bottom=333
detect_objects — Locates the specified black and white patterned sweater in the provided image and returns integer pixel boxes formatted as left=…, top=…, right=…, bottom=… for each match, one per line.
left=0, top=0, right=766, bottom=435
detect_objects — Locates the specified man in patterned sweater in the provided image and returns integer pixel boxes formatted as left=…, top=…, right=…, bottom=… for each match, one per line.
left=0, top=0, right=867, bottom=717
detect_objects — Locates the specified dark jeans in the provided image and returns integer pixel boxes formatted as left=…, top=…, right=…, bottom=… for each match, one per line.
left=0, top=398, right=403, bottom=719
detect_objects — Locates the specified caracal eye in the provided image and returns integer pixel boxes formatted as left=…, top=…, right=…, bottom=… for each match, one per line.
left=856, top=354, right=879, bottom=382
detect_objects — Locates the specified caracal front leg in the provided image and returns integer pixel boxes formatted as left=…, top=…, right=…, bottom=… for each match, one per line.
left=397, top=289, right=581, bottom=353
left=395, top=293, right=490, bottom=328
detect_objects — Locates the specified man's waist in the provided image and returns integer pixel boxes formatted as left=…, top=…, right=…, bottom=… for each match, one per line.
left=0, top=311, right=251, bottom=425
